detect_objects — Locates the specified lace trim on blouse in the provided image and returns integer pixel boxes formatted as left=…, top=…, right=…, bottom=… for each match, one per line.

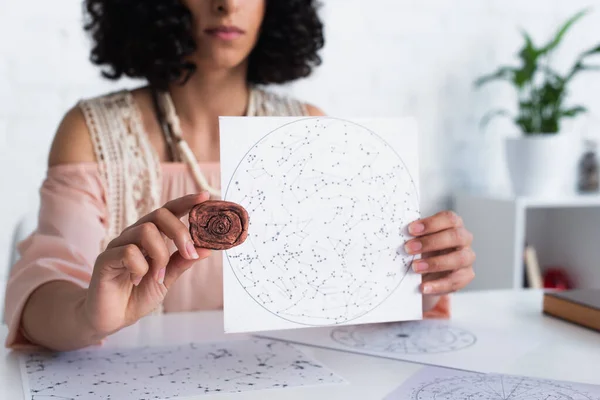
left=78, top=87, right=308, bottom=249
left=79, top=91, right=162, bottom=249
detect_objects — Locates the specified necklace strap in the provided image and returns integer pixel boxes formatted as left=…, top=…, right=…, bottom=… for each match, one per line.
left=154, top=87, right=258, bottom=198
left=156, top=90, right=222, bottom=198
left=150, top=88, right=180, bottom=162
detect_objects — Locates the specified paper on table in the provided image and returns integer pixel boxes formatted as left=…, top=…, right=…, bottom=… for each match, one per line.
left=384, top=365, right=600, bottom=399
left=257, top=319, right=539, bottom=373
left=219, top=116, right=423, bottom=333
left=20, top=338, right=346, bottom=400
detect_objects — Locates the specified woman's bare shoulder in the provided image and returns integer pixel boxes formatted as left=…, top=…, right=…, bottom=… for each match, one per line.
left=305, top=103, right=326, bottom=116
left=48, top=90, right=135, bottom=167
left=48, top=105, right=96, bottom=167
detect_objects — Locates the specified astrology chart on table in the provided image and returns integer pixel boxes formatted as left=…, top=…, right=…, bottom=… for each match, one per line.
left=412, top=374, right=598, bottom=400
left=384, top=366, right=600, bottom=400
left=259, top=318, right=540, bottom=373
left=20, top=338, right=344, bottom=400
left=330, top=321, right=477, bottom=354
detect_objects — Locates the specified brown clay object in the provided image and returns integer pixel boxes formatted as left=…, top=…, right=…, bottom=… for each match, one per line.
left=188, top=200, right=249, bottom=250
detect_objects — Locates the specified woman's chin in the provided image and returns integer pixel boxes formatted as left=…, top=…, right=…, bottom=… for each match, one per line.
left=195, top=54, right=249, bottom=73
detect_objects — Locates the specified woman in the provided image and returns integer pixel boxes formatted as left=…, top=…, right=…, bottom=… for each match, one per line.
left=4, top=0, right=475, bottom=351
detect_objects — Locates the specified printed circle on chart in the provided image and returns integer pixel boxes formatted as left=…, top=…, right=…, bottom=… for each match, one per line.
left=330, top=321, right=477, bottom=354
left=413, top=374, right=596, bottom=400
left=224, top=117, right=420, bottom=326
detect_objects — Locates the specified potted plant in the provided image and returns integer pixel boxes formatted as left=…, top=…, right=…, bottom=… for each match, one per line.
left=474, top=9, right=600, bottom=197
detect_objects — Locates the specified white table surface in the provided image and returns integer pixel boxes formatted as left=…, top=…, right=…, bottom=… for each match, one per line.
left=2, top=289, right=600, bottom=399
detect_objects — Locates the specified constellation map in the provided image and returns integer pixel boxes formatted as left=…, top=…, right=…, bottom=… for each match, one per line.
left=331, top=321, right=477, bottom=354
left=257, top=318, right=540, bottom=373
left=384, top=366, right=600, bottom=400
left=414, top=375, right=598, bottom=400
left=20, top=338, right=344, bottom=400
left=223, top=117, right=420, bottom=327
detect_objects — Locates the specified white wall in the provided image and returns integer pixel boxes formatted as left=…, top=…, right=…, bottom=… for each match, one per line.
left=1, top=0, right=600, bottom=278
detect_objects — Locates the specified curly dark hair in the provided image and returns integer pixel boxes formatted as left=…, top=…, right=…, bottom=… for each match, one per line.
left=83, top=0, right=325, bottom=90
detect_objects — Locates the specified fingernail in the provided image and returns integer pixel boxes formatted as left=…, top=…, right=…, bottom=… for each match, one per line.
left=405, top=240, right=422, bottom=254
left=157, top=268, right=166, bottom=285
left=186, top=241, right=199, bottom=259
left=413, top=261, right=428, bottom=273
left=132, top=275, right=143, bottom=286
left=409, top=223, right=425, bottom=235
left=423, top=284, right=433, bottom=294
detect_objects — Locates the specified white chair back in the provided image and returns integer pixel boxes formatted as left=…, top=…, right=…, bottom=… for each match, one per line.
left=2, top=211, right=38, bottom=323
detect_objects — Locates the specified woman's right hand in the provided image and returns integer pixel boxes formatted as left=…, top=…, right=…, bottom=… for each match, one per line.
left=83, top=192, right=212, bottom=338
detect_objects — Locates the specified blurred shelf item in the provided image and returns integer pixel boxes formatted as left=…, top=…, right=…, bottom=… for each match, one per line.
left=523, top=244, right=543, bottom=289
left=543, top=267, right=574, bottom=290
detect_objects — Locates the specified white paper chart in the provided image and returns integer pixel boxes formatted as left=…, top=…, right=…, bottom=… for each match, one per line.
left=219, top=116, right=423, bottom=333
left=384, top=365, right=600, bottom=400
left=20, top=338, right=345, bottom=400
left=258, top=319, right=539, bottom=373
left=330, top=321, right=476, bottom=354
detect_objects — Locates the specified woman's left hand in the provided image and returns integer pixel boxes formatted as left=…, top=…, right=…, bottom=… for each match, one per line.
left=404, top=210, right=476, bottom=295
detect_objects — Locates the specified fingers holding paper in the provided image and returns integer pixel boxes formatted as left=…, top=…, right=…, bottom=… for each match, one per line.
left=404, top=210, right=476, bottom=295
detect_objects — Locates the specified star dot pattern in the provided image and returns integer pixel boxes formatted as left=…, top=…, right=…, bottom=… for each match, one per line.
left=331, top=321, right=477, bottom=354
left=412, top=374, right=598, bottom=400
left=224, top=117, right=420, bottom=326
left=22, top=339, right=344, bottom=399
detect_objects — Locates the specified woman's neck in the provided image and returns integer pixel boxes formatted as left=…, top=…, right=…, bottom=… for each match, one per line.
left=167, top=64, right=250, bottom=130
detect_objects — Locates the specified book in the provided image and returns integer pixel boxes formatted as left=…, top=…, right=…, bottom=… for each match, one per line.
left=543, top=289, right=600, bottom=332
left=524, top=245, right=543, bottom=289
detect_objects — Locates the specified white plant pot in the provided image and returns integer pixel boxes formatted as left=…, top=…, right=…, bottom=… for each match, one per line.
left=505, top=133, right=576, bottom=197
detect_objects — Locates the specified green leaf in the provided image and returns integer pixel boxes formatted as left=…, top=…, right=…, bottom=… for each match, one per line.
left=583, top=64, right=600, bottom=70
left=582, top=44, right=600, bottom=57
left=566, top=43, right=600, bottom=80
left=518, top=29, right=537, bottom=61
left=516, top=29, right=539, bottom=87
left=518, top=101, right=538, bottom=118
left=539, top=80, right=565, bottom=107
left=514, top=66, right=536, bottom=88
left=542, top=66, right=566, bottom=82
left=516, top=115, right=535, bottom=133
left=567, top=61, right=600, bottom=81
left=479, top=109, right=513, bottom=130
left=540, top=117, right=559, bottom=133
left=578, top=64, right=600, bottom=72
left=474, top=67, right=516, bottom=88
left=539, top=8, right=590, bottom=55
left=561, top=106, right=588, bottom=118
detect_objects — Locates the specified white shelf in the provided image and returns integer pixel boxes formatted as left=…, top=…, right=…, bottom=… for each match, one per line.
left=455, top=192, right=600, bottom=209
left=453, top=191, right=600, bottom=292
left=520, top=194, right=600, bottom=208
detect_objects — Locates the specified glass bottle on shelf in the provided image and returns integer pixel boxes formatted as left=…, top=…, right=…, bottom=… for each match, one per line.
left=578, top=139, right=599, bottom=193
